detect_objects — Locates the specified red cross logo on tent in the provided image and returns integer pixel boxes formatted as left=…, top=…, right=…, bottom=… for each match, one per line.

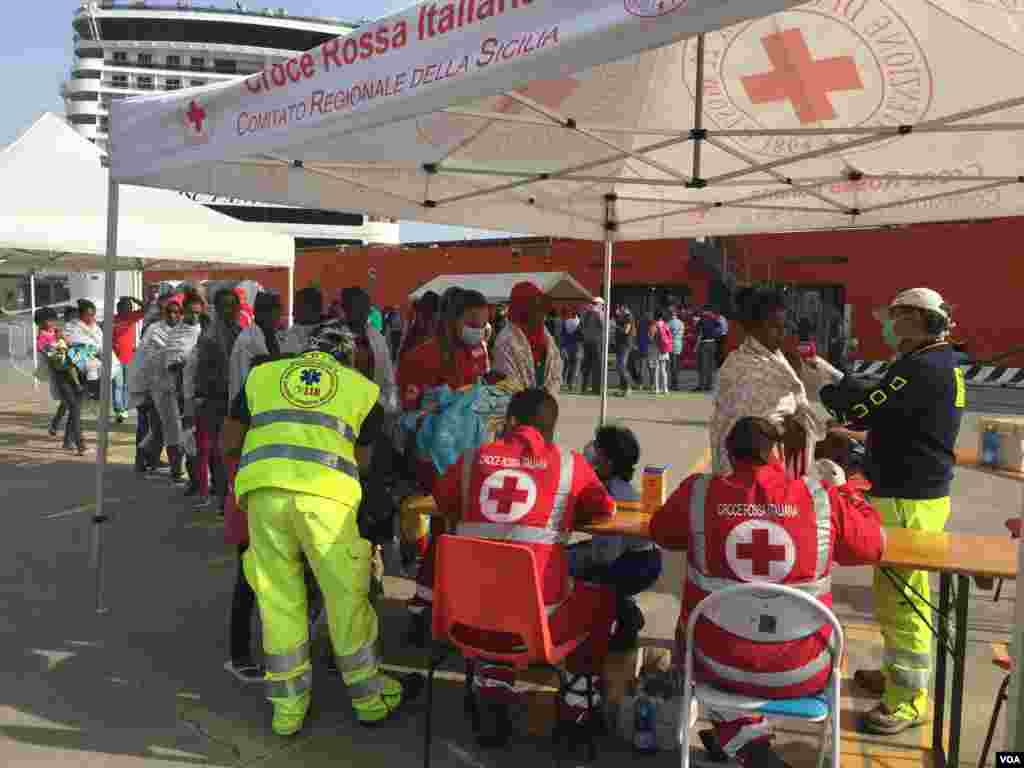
left=479, top=469, right=538, bottom=524
left=725, top=520, right=796, bottom=583
left=741, top=29, right=863, bottom=124
left=183, top=100, right=211, bottom=144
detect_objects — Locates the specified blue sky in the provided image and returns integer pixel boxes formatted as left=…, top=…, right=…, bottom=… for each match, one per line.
left=1, top=1, right=512, bottom=243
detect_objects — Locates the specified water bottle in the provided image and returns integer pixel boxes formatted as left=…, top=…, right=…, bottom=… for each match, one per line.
left=982, top=427, right=1001, bottom=467
left=633, top=693, right=657, bottom=754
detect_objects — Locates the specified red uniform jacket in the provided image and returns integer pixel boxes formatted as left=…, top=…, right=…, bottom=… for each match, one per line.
left=398, top=337, right=489, bottom=412
left=651, top=460, right=884, bottom=698
left=435, top=426, right=614, bottom=606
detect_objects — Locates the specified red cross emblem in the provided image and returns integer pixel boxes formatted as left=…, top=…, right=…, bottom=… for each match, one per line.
left=479, top=469, right=537, bottom=524
left=741, top=29, right=863, bottom=124
left=726, top=521, right=795, bottom=583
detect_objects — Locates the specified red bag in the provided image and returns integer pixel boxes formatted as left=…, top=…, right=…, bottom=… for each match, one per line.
left=657, top=322, right=673, bottom=354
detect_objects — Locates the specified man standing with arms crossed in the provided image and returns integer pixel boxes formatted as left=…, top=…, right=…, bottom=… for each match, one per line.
left=821, top=288, right=964, bottom=734
left=223, top=321, right=419, bottom=736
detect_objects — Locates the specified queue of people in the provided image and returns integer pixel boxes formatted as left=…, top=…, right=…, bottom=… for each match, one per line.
left=31, top=276, right=965, bottom=766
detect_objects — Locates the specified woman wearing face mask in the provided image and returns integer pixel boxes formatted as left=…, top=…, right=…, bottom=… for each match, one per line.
left=492, top=281, right=563, bottom=396
left=398, top=289, right=492, bottom=416
left=397, top=289, right=492, bottom=634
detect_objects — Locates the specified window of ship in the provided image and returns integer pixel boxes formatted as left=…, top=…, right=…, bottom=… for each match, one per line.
left=111, top=74, right=128, bottom=88
left=69, top=114, right=98, bottom=125
left=166, top=55, right=181, bottom=69
left=214, top=59, right=237, bottom=74
left=190, top=57, right=205, bottom=70
left=112, top=51, right=127, bottom=63
left=166, top=78, right=182, bottom=90
left=137, top=75, right=153, bottom=90
left=189, top=79, right=205, bottom=87
left=68, top=91, right=99, bottom=102
left=138, top=53, right=153, bottom=67
left=95, top=19, right=343, bottom=51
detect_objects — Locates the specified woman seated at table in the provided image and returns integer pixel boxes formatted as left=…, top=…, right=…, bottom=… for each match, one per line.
left=571, top=425, right=662, bottom=650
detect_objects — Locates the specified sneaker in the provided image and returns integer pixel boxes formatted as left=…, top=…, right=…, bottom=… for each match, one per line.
left=861, top=703, right=926, bottom=735
left=736, top=740, right=792, bottom=768
left=48, top=425, right=59, bottom=437
left=193, top=496, right=215, bottom=512
left=224, top=659, right=265, bottom=684
left=699, top=730, right=730, bottom=763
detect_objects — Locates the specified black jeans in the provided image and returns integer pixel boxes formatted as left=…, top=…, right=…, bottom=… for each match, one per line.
left=231, top=545, right=257, bottom=663
left=697, top=341, right=719, bottom=391
left=582, top=341, right=602, bottom=394
left=53, top=372, right=83, bottom=449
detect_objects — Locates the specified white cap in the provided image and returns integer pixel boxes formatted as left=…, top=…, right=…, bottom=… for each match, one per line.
left=889, top=287, right=950, bottom=320
left=592, top=297, right=605, bottom=305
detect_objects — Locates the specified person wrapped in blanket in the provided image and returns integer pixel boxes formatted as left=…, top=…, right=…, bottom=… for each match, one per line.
left=63, top=299, right=119, bottom=401
left=36, top=307, right=87, bottom=454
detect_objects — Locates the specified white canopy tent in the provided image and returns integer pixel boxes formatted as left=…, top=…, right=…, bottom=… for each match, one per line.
left=0, top=113, right=295, bottom=627
left=108, top=0, right=1024, bottom=751
left=1, top=114, right=295, bottom=273
left=410, top=271, right=593, bottom=303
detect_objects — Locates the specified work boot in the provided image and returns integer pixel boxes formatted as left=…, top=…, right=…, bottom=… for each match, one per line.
left=169, top=447, right=185, bottom=483
left=270, top=691, right=310, bottom=737
left=861, top=702, right=927, bottom=735
left=853, top=669, right=886, bottom=696
left=356, top=673, right=424, bottom=727
left=736, top=739, right=792, bottom=768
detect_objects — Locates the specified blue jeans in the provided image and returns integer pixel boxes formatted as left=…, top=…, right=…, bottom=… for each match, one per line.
left=616, top=351, right=633, bottom=391
left=112, top=365, right=128, bottom=414
left=568, top=543, right=662, bottom=607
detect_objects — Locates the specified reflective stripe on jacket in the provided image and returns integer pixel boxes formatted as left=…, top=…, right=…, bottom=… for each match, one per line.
left=236, top=352, right=379, bottom=507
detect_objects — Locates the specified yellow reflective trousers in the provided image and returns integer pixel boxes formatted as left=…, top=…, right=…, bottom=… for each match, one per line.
left=243, top=487, right=401, bottom=724
left=871, top=496, right=951, bottom=718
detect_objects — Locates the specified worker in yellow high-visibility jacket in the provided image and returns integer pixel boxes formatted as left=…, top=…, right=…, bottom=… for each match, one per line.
left=223, top=320, right=420, bottom=736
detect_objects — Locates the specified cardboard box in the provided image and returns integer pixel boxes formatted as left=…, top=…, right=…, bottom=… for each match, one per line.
left=978, top=417, right=1024, bottom=472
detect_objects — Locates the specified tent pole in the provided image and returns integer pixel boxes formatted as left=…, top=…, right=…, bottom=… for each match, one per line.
left=287, top=263, right=295, bottom=328
left=599, top=194, right=616, bottom=426
left=29, top=270, right=38, bottom=389
left=692, top=34, right=705, bottom=180
left=91, top=177, right=119, bottom=616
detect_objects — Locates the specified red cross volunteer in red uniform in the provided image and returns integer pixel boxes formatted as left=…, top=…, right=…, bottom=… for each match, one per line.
left=651, top=417, right=886, bottom=768
left=435, top=389, right=616, bottom=749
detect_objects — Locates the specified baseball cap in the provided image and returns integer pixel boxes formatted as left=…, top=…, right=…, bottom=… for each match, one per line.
left=592, top=297, right=605, bottom=305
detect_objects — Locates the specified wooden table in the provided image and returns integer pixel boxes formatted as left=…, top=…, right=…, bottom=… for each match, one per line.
left=405, top=487, right=1019, bottom=768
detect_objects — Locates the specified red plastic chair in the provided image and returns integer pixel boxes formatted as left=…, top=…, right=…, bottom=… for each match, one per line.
left=993, top=518, right=1021, bottom=603
left=424, top=534, right=599, bottom=768
left=979, top=643, right=1015, bottom=768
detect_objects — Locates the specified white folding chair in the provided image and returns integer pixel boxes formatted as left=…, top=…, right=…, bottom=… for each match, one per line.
left=679, top=583, right=845, bottom=768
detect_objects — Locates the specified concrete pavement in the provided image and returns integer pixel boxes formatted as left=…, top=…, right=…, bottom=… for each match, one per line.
left=0, top=366, right=1017, bottom=767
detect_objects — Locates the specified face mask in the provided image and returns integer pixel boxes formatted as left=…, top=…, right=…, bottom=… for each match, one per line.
left=461, top=326, right=485, bottom=347
left=583, top=442, right=597, bottom=466
left=882, top=317, right=902, bottom=350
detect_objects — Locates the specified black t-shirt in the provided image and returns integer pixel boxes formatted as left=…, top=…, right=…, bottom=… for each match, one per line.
left=821, top=342, right=965, bottom=499
left=231, top=384, right=384, bottom=447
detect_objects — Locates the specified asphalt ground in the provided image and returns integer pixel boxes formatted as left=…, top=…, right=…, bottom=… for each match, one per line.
left=0, top=361, right=1017, bottom=768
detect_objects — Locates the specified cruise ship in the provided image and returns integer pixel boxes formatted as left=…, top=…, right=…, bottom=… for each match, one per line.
left=64, top=0, right=400, bottom=246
